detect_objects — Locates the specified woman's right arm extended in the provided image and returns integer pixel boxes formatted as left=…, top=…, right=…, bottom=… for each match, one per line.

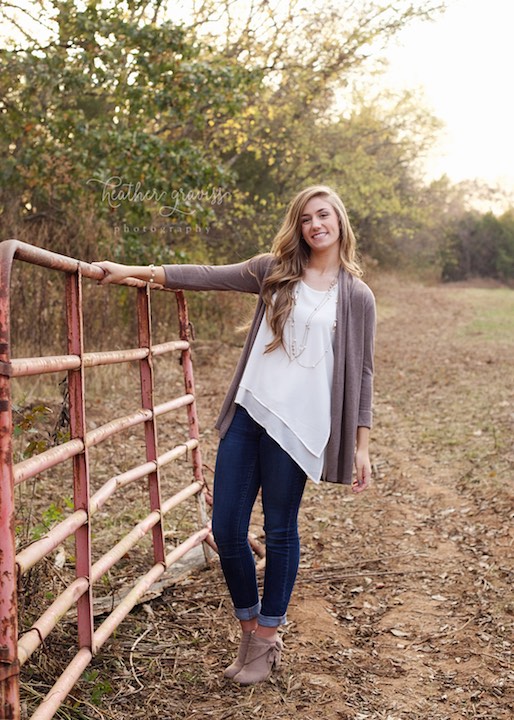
left=92, top=256, right=272, bottom=293
left=92, top=261, right=165, bottom=285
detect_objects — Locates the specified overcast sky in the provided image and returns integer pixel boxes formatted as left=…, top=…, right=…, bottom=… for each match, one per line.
left=381, top=0, right=514, bottom=195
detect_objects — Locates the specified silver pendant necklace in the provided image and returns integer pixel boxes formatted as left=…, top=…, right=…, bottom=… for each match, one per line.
left=288, top=275, right=338, bottom=368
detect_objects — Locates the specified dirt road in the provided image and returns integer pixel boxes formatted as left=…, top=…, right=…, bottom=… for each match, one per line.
left=22, top=276, right=514, bottom=719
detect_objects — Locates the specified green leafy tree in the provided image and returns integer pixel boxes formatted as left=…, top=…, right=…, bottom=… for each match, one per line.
left=0, top=0, right=259, bottom=261
left=187, top=0, right=447, bottom=263
left=441, top=210, right=514, bottom=281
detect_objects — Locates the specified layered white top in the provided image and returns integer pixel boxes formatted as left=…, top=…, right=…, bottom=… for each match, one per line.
left=235, top=281, right=338, bottom=482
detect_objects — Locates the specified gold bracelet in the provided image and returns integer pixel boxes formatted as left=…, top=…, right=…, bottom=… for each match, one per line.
left=149, top=264, right=155, bottom=283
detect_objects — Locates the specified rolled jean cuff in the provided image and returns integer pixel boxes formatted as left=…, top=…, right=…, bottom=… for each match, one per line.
left=234, top=601, right=261, bottom=622
left=258, top=612, right=287, bottom=627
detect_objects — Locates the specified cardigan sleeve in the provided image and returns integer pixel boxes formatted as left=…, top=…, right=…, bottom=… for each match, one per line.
left=357, top=288, right=376, bottom=428
left=162, top=254, right=272, bottom=293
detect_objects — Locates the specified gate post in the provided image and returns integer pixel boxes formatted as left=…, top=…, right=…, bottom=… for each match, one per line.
left=0, top=242, right=20, bottom=719
left=137, top=285, right=166, bottom=566
left=174, top=292, right=213, bottom=562
left=66, top=269, right=94, bottom=652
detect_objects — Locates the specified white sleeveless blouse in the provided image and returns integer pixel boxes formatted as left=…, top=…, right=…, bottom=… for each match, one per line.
left=235, top=281, right=337, bottom=482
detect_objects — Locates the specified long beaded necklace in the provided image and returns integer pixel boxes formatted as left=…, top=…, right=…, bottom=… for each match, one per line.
left=288, top=275, right=338, bottom=368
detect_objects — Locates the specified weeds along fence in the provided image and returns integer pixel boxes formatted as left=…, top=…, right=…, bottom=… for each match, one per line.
left=0, top=240, right=233, bottom=719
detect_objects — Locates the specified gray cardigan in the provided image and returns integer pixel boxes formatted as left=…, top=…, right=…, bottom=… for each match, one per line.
left=163, top=254, right=376, bottom=485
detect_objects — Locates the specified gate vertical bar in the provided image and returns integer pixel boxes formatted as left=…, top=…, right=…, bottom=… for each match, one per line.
left=137, top=286, right=165, bottom=566
left=66, top=269, right=94, bottom=651
left=175, top=292, right=211, bottom=560
left=0, top=244, right=20, bottom=719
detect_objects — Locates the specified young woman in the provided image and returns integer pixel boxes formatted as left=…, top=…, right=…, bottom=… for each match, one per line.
left=93, top=185, right=376, bottom=685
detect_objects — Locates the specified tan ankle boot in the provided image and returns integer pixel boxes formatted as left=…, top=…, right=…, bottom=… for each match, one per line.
left=223, top=631, right=253, bottom=679
left=232, top=634, right=283, bottom=685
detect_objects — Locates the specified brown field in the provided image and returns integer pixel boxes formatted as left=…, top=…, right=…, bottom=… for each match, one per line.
left=17, top=274, right=514, bottom=719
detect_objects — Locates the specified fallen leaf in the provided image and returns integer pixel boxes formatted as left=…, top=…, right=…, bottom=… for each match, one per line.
left=390, top=628, right=410, bottom=638
left=54, top=546, right=66, bottom=569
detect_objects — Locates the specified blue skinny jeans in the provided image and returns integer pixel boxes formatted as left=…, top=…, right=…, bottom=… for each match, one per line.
left=211, top=405, right=307, bottom=627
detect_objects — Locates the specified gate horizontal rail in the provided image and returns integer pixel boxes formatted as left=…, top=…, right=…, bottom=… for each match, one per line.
left=13, top=396, right=194, bottom=486
left=0, top=239, right=212, bottom=720
left=16, top=443, right=201, bottom=575
left=18, top=480, right=205, bottom=666
left=29, top=525, right=212, bottom=720
left=9, top=340, right=190, bottom=377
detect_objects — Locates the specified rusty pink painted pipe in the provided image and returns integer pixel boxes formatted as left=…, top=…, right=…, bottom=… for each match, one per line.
left=1, top=240, right=209, bottom=720
left=94, top=525, right=211, bottom=650
left=14, top=439, right=84, bottom=485
left=90, top=479, right=201, bottom=580
left=175, top=292, right=205, bottom=487
left=156, top=438, right=198, bottom=465
left=151, top=339, right=189, bottom=355
left=10, top=343, right=189, bottom=378
left=17, top=440, right=201, bottom=575
left=1, top=241, right=25, bottom=718
left=154, top=395, right=194, bottom=416
left=14, top=400, right=194, bottom=486
left=31, top=525, right=208, bottom=720
left=65, top=270, right=94, bottom=654
left=16, top=511, right=88, bottom=576
left=17, top=578, right=90, bottom=666
left=29, top=647, right=93, bottom=720
left=10, top=355, right=81, bottom=377
left=18, top=480, right=204, bottom=666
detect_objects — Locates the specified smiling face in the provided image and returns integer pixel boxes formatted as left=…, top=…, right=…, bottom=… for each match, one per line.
left=300, top=195, right=341, bottom=259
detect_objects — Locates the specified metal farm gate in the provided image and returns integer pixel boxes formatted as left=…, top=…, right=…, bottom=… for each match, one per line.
left=0, top=240, right=226, bottom=719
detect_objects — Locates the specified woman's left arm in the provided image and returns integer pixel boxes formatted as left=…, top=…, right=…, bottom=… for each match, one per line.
left=353, top=426, right=371, bottom=493
left=357, top=290, right=376, bottom=429
left=353, top=290, right=377, bottom=493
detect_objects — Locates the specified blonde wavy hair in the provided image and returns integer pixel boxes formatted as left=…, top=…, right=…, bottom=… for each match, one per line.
left=262, top=185, right=362, bottom=353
